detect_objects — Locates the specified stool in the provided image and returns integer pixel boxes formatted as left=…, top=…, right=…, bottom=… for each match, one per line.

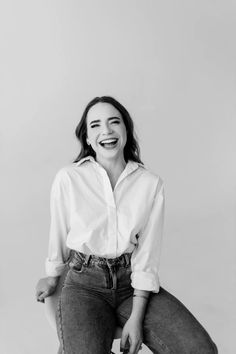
left=44, top=269, right=123, bottom=353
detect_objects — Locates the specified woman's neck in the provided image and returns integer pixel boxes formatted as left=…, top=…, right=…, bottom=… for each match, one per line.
left=95, top=155, right=127, bottom=188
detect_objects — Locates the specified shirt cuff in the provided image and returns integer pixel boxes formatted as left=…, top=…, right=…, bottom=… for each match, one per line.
left=45, top=258, right=66, bottom=277
left=131, top=271, right=160, bottom=293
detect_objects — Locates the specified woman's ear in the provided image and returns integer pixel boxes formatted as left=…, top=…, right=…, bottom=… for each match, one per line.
left=86, top=139, right=90, bottom=146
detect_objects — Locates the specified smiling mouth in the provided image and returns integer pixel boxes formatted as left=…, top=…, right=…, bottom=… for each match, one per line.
left=99, top=138, right=118, bottom=148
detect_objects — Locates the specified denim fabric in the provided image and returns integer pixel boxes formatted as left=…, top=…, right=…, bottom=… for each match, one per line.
left=56, top=251, right=218, bottom=354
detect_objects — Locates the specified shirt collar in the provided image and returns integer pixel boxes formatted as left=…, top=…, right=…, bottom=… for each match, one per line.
left=75, top=155, right=96, bottom=166
left=75, top=155, right=145, bottom=173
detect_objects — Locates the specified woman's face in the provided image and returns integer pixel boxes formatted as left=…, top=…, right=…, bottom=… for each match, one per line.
left=86, top=102, right=127, bottom=162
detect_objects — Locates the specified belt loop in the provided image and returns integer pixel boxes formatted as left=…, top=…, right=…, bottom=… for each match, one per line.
left=67, top=249, right=73, bottom=263
left=124, top=253, right=130, bottom=266
left=84, top=254, right=91, bottom=265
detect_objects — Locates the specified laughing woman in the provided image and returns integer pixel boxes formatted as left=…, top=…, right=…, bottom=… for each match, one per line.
left=36, top=96, right=218, bottom=354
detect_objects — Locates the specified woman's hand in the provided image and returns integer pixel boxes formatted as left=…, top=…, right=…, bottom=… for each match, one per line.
left=35, top=276, right=59, bottom=303
left=120, top=316, right=143, bottom=354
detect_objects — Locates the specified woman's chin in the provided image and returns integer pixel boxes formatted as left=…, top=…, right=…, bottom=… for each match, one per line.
left=96, top=147, right=124, bottom=161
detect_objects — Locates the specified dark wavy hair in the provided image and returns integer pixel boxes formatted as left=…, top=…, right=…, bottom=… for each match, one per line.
left=73, top=96, right=143, bottom=164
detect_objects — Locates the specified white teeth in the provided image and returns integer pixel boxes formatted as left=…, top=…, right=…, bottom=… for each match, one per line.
left=100, top=138, right=118, bottom=143
left=99, top=138, right=118, bottom=148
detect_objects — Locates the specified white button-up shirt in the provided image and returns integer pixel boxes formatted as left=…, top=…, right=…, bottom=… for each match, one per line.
left=45, top=155, right=165, bottom=292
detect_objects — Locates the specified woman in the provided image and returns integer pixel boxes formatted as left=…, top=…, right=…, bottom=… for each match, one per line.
left=36, top=96, right=217, bottom=354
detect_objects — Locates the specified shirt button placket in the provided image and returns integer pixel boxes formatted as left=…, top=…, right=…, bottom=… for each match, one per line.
left=108, top=204, right=117, bottom=256
left=101, top=169, right=118, bottom=257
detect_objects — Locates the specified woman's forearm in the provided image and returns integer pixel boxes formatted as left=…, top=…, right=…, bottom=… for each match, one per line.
left=130, top=289, right=150, bottom=323
left=47, top=275, right=60, bottom=286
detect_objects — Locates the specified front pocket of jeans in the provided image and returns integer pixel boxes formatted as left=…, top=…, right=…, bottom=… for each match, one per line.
left=68, top=258, right=84, bottom=273
left=72, top=263, right=84, bottom=273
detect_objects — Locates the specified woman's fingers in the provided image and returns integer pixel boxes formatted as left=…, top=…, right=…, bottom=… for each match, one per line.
left=35, top=277, right=58, bottom=303
left=36, top=289, right=49, bottom=302
left=128, top=339, right=138, bottom=354
left=120, top=321, right=143, bottom=353
left=120, top=332, right=129, bottom=352
left=128, top=339, right=143, bottom=354
left=136, top=341, right=143, bottom=353
left=36, top=291, right=44, bottom=302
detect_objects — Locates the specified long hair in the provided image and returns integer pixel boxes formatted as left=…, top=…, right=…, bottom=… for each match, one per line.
left=73, top=96, right=143, bottom=164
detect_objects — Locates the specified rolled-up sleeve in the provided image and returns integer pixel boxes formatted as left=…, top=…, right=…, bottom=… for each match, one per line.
left=131, top=177, right=165, bottom=293
left=45, top=170, right=70, bottom=277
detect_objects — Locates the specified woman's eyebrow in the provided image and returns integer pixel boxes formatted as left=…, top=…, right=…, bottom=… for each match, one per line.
left=109, top=116, right=121, bottom=120
left=89, top=119, right=100, bottom=125
left=89, top=117, right=121, bottom=126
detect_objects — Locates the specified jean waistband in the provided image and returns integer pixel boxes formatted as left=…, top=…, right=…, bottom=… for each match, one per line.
left=69, top=250, right=132, bottom=267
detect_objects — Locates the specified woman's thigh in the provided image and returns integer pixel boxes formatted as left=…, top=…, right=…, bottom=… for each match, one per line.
left=56, top=269, right=116, bottom=354
left=116, top=287, right=217, bottom=354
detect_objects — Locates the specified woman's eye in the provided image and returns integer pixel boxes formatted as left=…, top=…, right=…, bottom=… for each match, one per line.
left=91, top=124, right=99, bottom=128
left=111, top=120, right=120, bottom=124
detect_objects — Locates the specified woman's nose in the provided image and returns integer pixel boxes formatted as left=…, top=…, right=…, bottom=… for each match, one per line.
left=102, top=122, right=113, bottom=134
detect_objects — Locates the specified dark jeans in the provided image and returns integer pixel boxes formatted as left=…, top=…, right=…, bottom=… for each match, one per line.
left=56, top=251, right=218, bottom=354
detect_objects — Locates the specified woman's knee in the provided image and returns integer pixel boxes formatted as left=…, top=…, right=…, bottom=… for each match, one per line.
left=145, top=289, right=218, bottom=353
left=210, top=340, right=218, bottom=353
left=186, top=336, right=218, bottom=354
left=144, top=328, right=217, bottom=354
left=174, top=327, right=218, bottom=354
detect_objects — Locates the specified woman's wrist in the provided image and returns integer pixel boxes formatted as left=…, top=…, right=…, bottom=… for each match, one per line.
left=47, top=276, right=59, bottom=286
left=130, top=289, right=151, bottom=323
left=133, top=293, right=149, bottom=300
left=133, top=289, right=150, bottom=300
left=129, top=311, right=145, bottom=324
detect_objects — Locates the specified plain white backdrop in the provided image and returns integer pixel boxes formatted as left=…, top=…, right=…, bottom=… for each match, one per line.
left=0, top=1, right=235, bottom=353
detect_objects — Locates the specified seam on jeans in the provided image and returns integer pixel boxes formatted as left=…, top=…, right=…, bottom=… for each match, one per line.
left=57, top=292, right=66, bottom=354
left=117, top=311, right=129, bottom=322
left=149, top=329, right=173, bottom=354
